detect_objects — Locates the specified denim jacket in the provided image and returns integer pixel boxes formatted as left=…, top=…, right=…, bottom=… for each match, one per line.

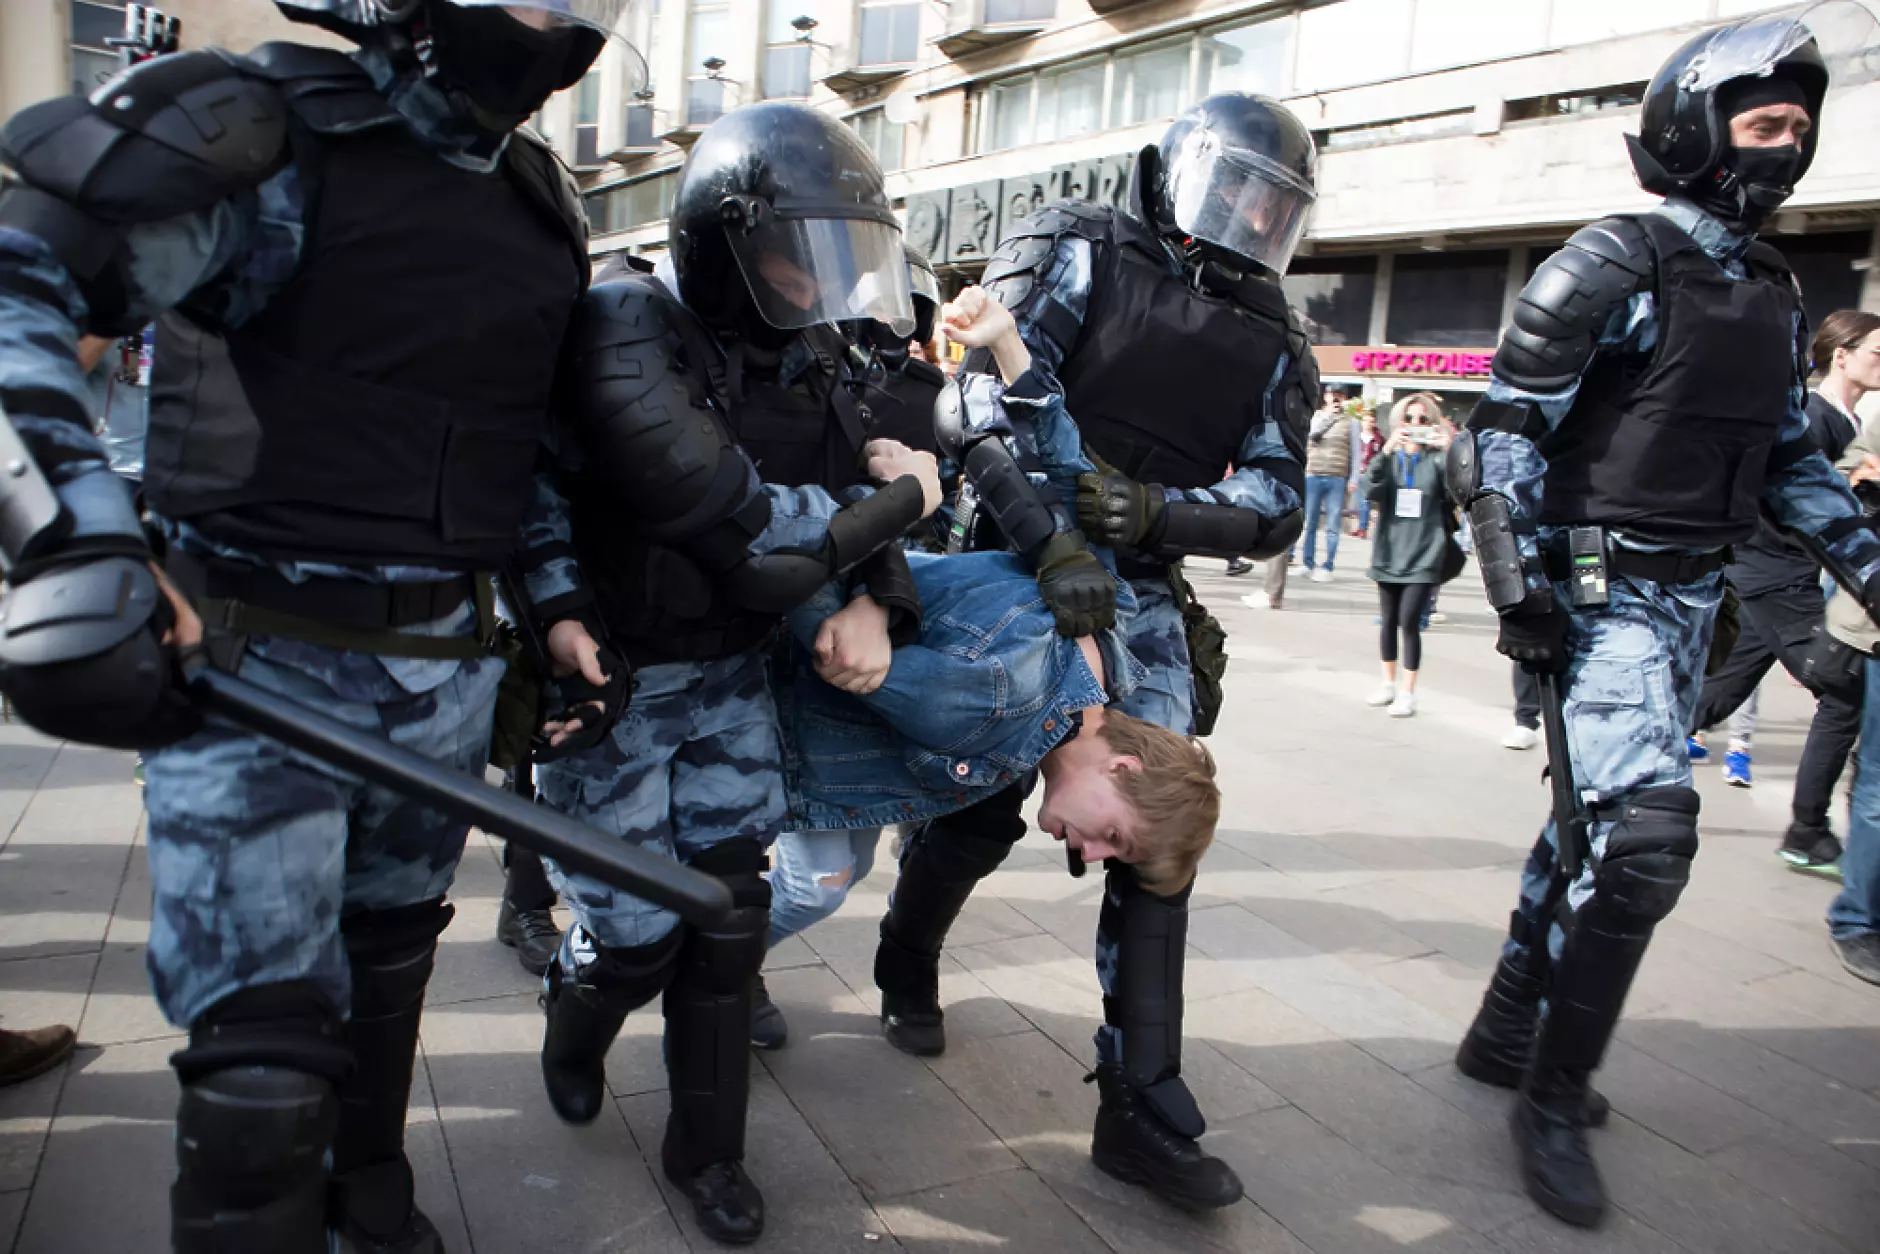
left=777, top=550, right=1146, bottom=829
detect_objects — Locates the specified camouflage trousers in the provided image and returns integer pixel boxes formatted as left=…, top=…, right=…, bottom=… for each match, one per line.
left=537, top=651, right=784, bottom=959
left=1093, top=574, right=1193, bottom=1069
left=143, top=644, right=502, bottom=1028
left=1505, top=569, right=1723, bottom=966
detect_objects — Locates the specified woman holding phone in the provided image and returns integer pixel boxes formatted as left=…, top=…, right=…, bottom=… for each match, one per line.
left=1364, top=393, right=1452, bottom=717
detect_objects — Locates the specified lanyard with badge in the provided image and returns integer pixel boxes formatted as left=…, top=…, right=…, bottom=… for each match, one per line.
left=1394, top=449, right=1423, bottom=520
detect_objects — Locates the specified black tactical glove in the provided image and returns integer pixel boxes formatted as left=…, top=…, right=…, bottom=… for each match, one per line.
left=1496, top=603, right=1570, bottom=674
left=532, top=644, right=633, bottom=764
left=1076, top=470, right=1165, bottom=549
left=1034, top=531, right=1116, bottom=637
left=0, top=557, right=201, bottom=750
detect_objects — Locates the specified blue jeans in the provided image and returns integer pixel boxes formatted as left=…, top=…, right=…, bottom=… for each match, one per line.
left=1302, top=474, right=1345, bottom=570
left=767, top=828, right=881, bottom=947
left=1830, top=657, right=1880, bottom=940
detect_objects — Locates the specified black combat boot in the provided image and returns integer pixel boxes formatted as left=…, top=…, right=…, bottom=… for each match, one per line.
left=540, top=930, right=681, bottom=1126
left=875, top=802, right=1022, bottom=1057
left=1090, top=1065, right=1243, bottom=1211
left=1512, top=1062, right=1605, bottom=1228
left=331, top=903, right=454, bottom=1253
left=661, top=849, right=770, bottom=1245
left=1455, top=953, right=1609, bottom=1126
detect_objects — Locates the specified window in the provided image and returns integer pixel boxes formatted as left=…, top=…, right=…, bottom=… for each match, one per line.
left=1035, top=58, right=1105, bottom=144
left=1386, top=250, right=1510, bottom=348
left=983, top=0, right=1053, bottom=24
left=623, top=96, right=658, bottom=149
left=852, top=108, right=905, bottom=171
left=1315, top=109, right=1472, bottom=153
left=1504, top=82, right=1647, bottom=124
left=1283, top=257, right=1377, bottom=347
left=586, top=172, right=681, bottom=236
left=574, top=72, right=603, bottom=166
left=1114, top=39, right=1188, bottom=128
left=858, top=0, right=920, bottom=67
left=986, top=76, right=1034, bottom=152
left=688, top=1, right=730, bottom=124
left=1198, top=15, right=1293, bottom=98
left=71, top=0, right=126, bottom=95
left=1294, top=0, right=1412, bottom=93
left=764, top=1, right=814, bottom=99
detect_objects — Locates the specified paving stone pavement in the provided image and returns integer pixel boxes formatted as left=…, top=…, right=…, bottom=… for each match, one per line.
left=2, top=549, right=1879, bottom=1252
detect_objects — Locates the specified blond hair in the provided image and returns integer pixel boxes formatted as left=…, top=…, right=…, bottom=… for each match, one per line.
left=1388, top=392, right=1446, bottom=431
left=1095, top=712, right=1220, bottom=896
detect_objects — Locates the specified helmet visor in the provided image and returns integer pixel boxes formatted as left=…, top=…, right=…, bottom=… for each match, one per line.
left=1686, top=3, right=1880, bottom=94
left=729, top=216, right=915, bottom=336
left=446, top=0, right=651, bottom=91
left=907, top=253, right=941, bottom=313
left=1166, top=141, right=1317, bottom=276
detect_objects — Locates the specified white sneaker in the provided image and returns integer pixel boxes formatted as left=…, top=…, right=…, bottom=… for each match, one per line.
left=1366, top=683, right=1396, bottom=707
left=1310, top=569, right=1334, bottom=583
left=1427, top=611, right=1448, bottom=625
left=1388, top=691, right=1418, bottom=718
left=1239, top=591, right=1272, bottom=609
left=1502, top=724, right=1539, bottom=750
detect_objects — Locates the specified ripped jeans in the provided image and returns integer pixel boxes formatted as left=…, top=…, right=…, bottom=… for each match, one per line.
left=767, top=827, right=883, bottom=948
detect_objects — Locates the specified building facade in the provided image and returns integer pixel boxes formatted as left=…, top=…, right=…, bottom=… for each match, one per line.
left=566, top=0, right=1880, bottom=410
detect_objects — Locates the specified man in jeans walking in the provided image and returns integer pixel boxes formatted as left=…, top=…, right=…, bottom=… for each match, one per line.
left=1303, top=395, right=1356, bottom=582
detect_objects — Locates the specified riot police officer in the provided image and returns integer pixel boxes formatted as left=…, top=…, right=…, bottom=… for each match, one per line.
left=869, top=93, right=1316, bottom=1211
left=0, top=2, right=635, bottom=1249
left=540, top=102, right=937, bottom=1245
left=1446, top=6, right=1880, bottom=1228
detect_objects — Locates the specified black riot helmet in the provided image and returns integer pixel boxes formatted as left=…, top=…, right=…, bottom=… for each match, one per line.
left=671, top=102, right=913, bottom=348
left=1143, top=93, right=1318, bottom=277
left=275, top=0, right=640, bottom=128
left=906, top=243, right=941, bottom=345
left=1626, top=3, right=1879, bottom=230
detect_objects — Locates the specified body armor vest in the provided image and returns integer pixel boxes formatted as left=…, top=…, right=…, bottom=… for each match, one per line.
left=143, top=56, right=585, bottom=569
left=1539, top=212, right=1801, bottom=548
left=1057, top=212, right=1291, bottom=487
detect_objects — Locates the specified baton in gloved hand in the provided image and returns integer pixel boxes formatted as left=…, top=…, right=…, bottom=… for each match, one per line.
left=1537, top=671, right=1591, bottom=884
left=187, top=664, right=731, bottom=925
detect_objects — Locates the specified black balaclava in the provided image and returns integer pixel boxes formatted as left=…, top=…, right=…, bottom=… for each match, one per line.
left=1693, top=74, right=1812, bottom=233
left=422, top=2, right=603, bottom=132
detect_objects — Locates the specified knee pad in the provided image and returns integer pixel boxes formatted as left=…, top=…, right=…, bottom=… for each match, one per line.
left=679, top=839, right=770, bottom=996
left=689, top=837, right=772, bottom=910
left=172, top=981, right=351, bottom=1085
left=1592, top=785, right=1699, bottom=925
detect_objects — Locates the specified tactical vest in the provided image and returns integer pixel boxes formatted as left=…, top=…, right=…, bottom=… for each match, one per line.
left=1055, top=210, right=1294, bottom=487
left=1539, top=212, right=1801, bottom=549
left=142, top=45, right=587, bottom=570
left=859, top=357, right=945, bottom=458
left=570, top=290, right=863, bottom=667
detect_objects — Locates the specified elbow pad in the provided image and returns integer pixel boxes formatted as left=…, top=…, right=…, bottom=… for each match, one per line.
left=719, top=477, right=925, bottom=615
left=962, top=437, right=1058, bottom=558
left=1152, top=500, right=1296, bottom=562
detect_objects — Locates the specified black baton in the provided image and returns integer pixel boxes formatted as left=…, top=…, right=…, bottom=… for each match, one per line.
left=189, top=667, right=731, bottom=925
left=1537, top=671, right=1591, bottom=884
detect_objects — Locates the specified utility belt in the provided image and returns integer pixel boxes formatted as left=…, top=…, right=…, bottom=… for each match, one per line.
left=1541, top=528, right=1730, bottom=598
left=167, top=549, right=495, bottom=664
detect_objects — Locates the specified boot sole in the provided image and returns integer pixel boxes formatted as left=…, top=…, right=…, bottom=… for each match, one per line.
left=1091, top=1148, right=1244, bottom=1212
left=881, top=1018, right=946, bottom=1057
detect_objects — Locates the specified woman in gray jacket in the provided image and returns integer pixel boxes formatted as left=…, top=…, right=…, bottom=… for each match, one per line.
left=1364, top=393, right=1452, bottom=718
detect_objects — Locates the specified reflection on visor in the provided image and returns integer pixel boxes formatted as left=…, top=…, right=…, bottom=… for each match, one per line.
left=1685, top=2, right=1880, bottom=92
left=908, top=260, right=941, bottom=308
left=1166, top=137, right=1316, bottom=276
left=729, top=217, right=915, bottom=336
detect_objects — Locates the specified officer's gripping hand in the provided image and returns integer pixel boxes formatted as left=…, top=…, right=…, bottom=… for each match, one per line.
left=865, top=439, right=942, bottom=519
left=1076, top=470, right=1164, bottom=549
left=1034, top=531, right=1116, bottom=638
left=1496, top=604, right=1571, bottom=674
left=538, top=618, right=631, bottom=760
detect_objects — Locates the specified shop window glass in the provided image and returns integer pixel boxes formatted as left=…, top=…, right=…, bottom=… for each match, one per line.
left=1386, top=250, right=1509, bottom=348
left=1284, top=257, right=1377, bottom=347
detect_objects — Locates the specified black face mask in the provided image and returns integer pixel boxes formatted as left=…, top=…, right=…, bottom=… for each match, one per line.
left=1695, top=143, right=1805, bottom=233
left=425, top=3, right=604, bottom=128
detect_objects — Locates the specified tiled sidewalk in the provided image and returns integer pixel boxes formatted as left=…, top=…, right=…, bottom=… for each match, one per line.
left=1, top=561, right=1876, bottom=1252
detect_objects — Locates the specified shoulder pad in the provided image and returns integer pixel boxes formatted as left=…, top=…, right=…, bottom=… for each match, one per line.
left=570, top=275, right=683, bottom=356
left=980, top=200, right=1110, bottom=298
left=0, top=49, right=288, bottom=225
left=1495, top=216, right=1652, bottom=393
left=232, top=43, right=396, bottom=134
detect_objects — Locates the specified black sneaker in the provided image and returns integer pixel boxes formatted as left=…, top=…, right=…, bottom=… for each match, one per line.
left=750, top=975, right=787, bottom=1051
left=497, top=898, right=563, bottom=976
left=1833, top=933, right=1880, bottom=986
left=1224, top=558, right=1254, bottom=577
left=1779, top=825, right=1844, bottom=880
